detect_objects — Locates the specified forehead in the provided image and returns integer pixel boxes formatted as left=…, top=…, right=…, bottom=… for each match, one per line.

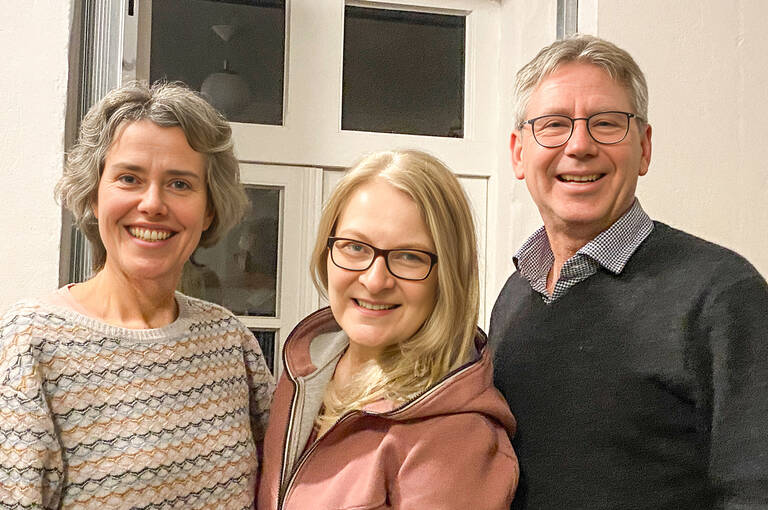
left=335, top=179, right=434, bottom=248
left=526, top=62, right=633, bottom=115
left=106, top=120, right=202, bottom=164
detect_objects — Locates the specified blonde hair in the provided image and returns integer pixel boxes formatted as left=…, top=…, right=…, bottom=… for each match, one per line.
left=56, top=81, right=248, bottom=271
left=310, top=150, right=479, bottom=426
left=513, top=34, right=649, bottom=128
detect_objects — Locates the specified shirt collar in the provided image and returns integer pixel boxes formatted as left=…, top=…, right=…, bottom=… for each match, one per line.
left=514, top=198, right=654, bottom=278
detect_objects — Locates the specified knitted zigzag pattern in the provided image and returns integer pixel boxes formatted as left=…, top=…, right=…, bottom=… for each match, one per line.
left=0, top=295, right=274, bottom=509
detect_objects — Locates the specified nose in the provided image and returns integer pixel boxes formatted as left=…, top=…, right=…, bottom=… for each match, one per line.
left=563, top=118, right=598, bottom=157
left=137, top=183, right=168, bottom=217
left=359, top=255, right=396, bottom=293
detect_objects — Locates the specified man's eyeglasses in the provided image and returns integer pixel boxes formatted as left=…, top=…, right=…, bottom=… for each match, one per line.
left=327, top=237, right=438, bottom=281
left=519, top=111, right=644, bottom=148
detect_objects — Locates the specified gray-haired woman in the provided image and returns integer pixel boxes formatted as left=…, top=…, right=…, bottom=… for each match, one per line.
left=0, top=81, right=273, bottom=509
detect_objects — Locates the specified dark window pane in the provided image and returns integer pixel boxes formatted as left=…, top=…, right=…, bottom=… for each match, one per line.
left=342, top=7, right=465, bottom=137
left=251, top=329, right=276, bottom=373
left=150, top=0, right=285, bottom=124
left=180, top=186, right=280, bottom=316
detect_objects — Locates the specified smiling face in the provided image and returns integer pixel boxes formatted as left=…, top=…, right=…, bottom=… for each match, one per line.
left=511, top=62, right=652, bottom=240
left=94, top=120, right=213, bottom=288
left=327, top=178, right=438, bottom=361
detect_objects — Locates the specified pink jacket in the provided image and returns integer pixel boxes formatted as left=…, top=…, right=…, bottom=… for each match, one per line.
left=258, top=308, right=518, bottom=510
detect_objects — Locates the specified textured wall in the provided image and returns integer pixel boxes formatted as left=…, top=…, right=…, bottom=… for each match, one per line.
left=0, top=2, right=71, bottom=311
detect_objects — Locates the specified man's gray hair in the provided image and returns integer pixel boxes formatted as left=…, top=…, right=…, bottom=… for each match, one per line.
left=512, top=34, right=648, bottom=128
left=56, top=81, right=248, bottom=271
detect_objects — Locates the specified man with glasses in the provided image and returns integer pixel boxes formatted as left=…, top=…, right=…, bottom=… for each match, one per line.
left=489, top=34, right=768, bottom=509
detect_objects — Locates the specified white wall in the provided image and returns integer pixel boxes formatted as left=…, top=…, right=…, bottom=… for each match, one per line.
left=593, top=0, right=768, bottom=277
left=0, top=2, right=73, bottom=312
left=491, top=0, right=559, bottom=299
left=493, top=0, right=768, bottom=291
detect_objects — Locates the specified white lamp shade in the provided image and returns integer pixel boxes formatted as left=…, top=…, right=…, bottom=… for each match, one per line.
left=201, top=70, right=251, bottom=118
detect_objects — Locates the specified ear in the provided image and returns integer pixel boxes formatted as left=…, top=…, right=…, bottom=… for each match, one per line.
left=510, top=130, right=526, bottom=180
left=203, top=206, right=214, bottom=231
left=638, top=123, right=652, bottom=176
left=91, top=199, right=98, bottom=220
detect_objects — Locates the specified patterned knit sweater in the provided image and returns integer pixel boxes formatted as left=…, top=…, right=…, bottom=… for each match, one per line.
left=0, top=292, right=274, bottom=509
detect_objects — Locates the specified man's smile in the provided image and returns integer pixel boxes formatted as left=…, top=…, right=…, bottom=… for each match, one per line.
left=557, top=173, right=604, bottom=183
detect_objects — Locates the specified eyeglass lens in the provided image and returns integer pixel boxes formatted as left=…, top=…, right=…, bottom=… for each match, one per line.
left=532, top=112, right=630, bottom=147
left=331, top=239, right=432, bottom=280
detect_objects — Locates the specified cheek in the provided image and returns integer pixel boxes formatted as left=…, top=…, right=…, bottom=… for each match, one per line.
left=326, top=260, right=349, bottom=301
left=412, top=278, right=438, bottom=318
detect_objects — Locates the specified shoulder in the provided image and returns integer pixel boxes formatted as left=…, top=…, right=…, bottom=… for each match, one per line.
left=174, top=294, right=264, bottom=355
left=175, top=292, right=252, bottom=332
left=493, top=272, right=530, bottom=306
left=388, top=410, right=515, bottom=462
left=1, top=298, right=65, bottom=336
left=634, top=223, right=767, bottom=325
left=176, top=292, right=236, bottom=319
left=648, top=222, right=760, bottom=274
left=1, top=298, right=65, bottom=389
left=489, top=271, right=534, bottom=340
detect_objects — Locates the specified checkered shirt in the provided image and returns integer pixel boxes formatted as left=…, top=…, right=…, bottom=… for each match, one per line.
left=514, top=199, right=654, bottom=304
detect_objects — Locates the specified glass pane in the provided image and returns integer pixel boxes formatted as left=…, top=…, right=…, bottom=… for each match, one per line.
left=150, top=0, right=285, bottom=124
left=342, top=6, right=465, bottom=137
left=251, top=329, right=276, bottom=373
left=180, top=186, right=280, bottom=316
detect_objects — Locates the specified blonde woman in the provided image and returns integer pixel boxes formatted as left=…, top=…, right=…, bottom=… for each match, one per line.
left=258, top=150, right=518, bottom=509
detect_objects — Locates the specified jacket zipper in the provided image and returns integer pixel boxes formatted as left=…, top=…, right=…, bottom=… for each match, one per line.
left=277, top=346, right=302, bottom=509
left=279, top=409, right=359, bottom=507
left=275, top=308, right=332, bottom=510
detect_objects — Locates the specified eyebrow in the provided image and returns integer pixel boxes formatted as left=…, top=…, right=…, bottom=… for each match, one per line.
left=335, top=230, right=435, bottom=252
left=108, top=163, right=204, bottom=181
left=535, top=107, right=621, bottom=117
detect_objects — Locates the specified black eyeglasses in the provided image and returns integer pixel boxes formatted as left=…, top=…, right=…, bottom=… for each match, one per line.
left=327, top=237, right=438, bottom=281
left=519, top=111, right=644, bottom=148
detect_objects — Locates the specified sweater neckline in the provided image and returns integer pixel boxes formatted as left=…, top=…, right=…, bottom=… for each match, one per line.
left=38, top=286, right=195, bottom=342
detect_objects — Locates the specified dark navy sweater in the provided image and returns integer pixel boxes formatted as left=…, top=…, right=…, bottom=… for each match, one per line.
left=490, top=222, right=768, bottom=509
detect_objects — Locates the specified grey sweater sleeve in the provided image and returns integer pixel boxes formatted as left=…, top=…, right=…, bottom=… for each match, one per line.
left=704, top=265, right=768, bottom=509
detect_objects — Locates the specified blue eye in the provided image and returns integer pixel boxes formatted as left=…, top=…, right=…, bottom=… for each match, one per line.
left=171, top=180, right=191, bottom=190
left=340, top=242, right=366, bottom=254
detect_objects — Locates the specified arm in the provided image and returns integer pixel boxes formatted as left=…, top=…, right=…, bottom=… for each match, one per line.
left=389, top=413, right=518, bottom=510
left=0, top=308, right=64, bottom=509
left=705, top=269, right=768, bottom=509
left=241, top=328, right=276, bottom=443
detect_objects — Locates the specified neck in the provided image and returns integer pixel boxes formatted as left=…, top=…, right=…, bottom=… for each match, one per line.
left=71, top=267, right=179, bottom=329
left=544, top=224, right=600, bottom=296
left=542, top=201, right=636, bottom=294
left=333, top=342, right=381, bottom=388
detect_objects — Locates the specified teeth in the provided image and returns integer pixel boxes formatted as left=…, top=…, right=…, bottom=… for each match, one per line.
left=129, top=227, right=172, bottom=242
left=560, top=174, right=601, bottom=183
left=356, top=299, right=396, bottom=311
